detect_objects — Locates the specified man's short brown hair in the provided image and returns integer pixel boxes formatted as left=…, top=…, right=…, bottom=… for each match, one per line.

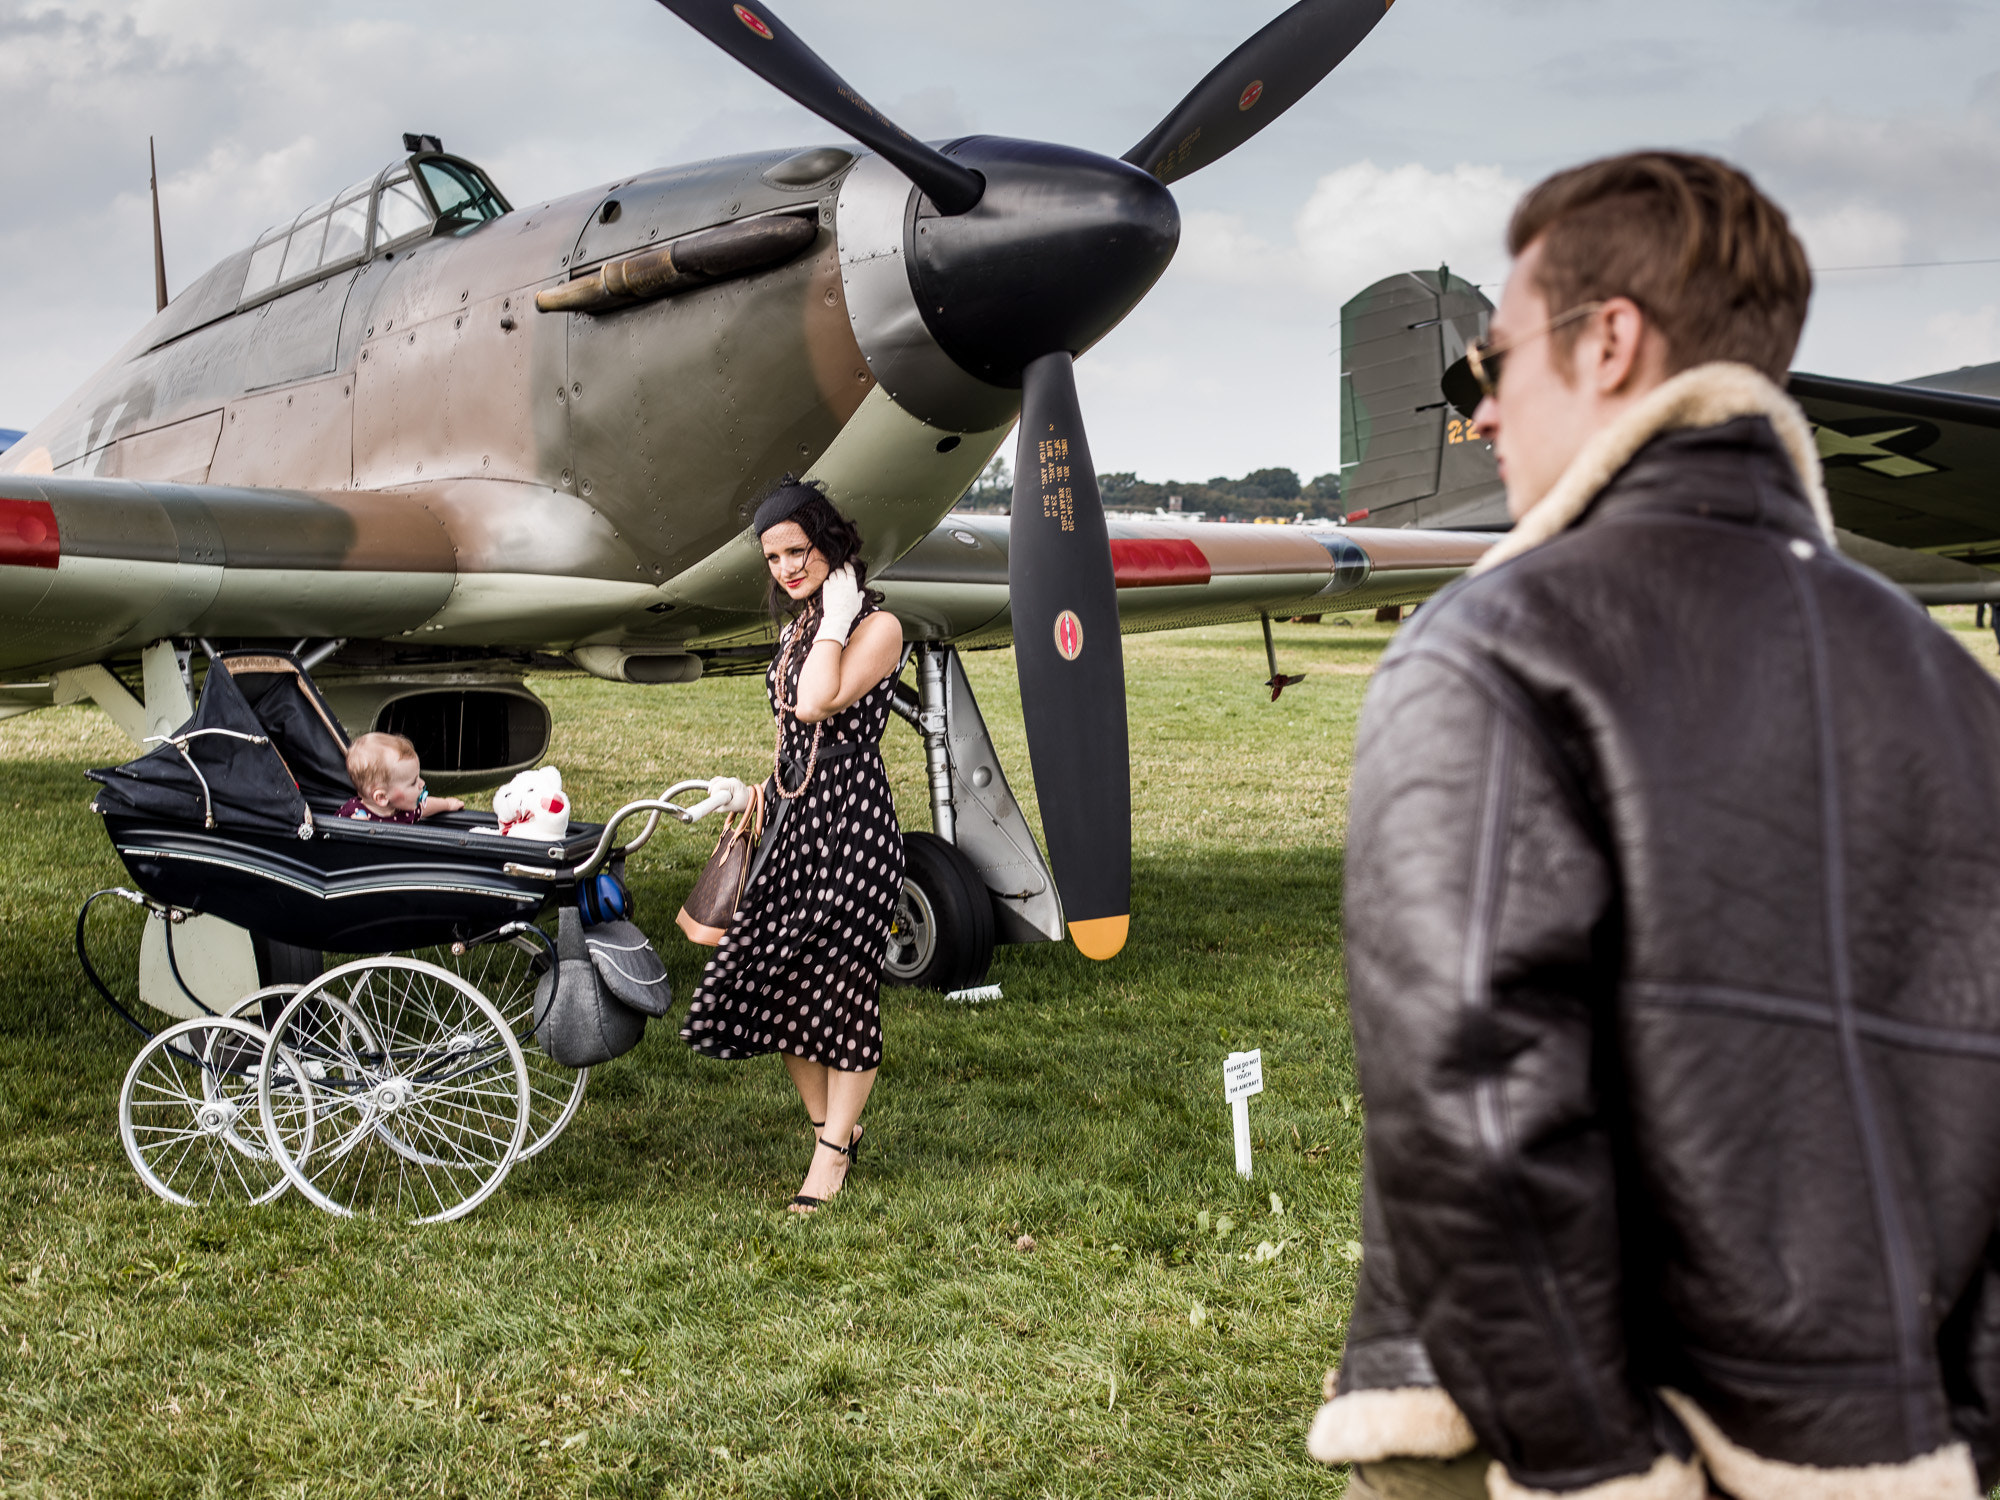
left=1508, top=151, right=1811, bottom=382
left=346, top=731, right=417, bottom=795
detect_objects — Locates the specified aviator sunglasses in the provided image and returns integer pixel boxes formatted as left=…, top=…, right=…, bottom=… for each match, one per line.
left=1444, top=300, right=1608, bottom=418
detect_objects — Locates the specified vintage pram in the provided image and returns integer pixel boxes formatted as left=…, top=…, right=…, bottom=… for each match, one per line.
left=79, top=648, right=727, bottom=1223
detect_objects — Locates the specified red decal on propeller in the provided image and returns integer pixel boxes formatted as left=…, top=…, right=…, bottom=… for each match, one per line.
left=1054, top=610, right=1084, bottom=661
left=0, top=497, right=58, bottom=569
left=733, top=4, right=775, bottom=39
left=1238, top=79, right=1265, bottom=111
left=1109, top=537, right=1211, bottom=588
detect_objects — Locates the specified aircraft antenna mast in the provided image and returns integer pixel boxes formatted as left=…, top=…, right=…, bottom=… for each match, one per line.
left=149, top=136, right=168, bottom=313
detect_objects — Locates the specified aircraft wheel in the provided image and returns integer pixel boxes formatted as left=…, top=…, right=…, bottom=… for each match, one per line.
left=885, top=832, right=994, bottom=993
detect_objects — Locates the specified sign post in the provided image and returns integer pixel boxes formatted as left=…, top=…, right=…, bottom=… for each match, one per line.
left=1223, top=1049, right=1264, bottom=1179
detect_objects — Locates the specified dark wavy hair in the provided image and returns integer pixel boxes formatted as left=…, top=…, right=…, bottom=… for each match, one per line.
left=755, top=477, right=884, bottom=619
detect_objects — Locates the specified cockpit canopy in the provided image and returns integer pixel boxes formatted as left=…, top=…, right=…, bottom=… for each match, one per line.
left=237, top=153, right=509, bottom=308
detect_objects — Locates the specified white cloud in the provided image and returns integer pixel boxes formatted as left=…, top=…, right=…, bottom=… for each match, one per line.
left=1294, top=162, right=1521, bottom=302
left=1170, top=162, right=1520, bottom=301
left=1791, top=202, right=1908, bottom=271
left=1918, top=303, right=2000, bottom=374
left=1173, top=208, right=1281, bottom=285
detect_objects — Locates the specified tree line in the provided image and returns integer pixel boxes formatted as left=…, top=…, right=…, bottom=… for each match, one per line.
left=955, top=457, right=1344, bottom=521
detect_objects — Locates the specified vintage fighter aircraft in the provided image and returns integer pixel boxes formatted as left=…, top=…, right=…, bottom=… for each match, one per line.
left=0, top=0, right=1490, bottom=991
left=1339, top=267, right=2000, bottom=606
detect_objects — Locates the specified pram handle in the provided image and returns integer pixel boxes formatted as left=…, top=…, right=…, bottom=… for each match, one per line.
left=501, top=779, right=725, bottom=882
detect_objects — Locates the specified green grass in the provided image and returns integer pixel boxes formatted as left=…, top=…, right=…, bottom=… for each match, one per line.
left=0, top=616, right=1394, bottom=1499
left=12, top=604, right=1991, bottom=1498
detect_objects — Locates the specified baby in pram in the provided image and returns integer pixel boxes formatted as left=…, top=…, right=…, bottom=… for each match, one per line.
left=338, top=732, right=466, bottom=824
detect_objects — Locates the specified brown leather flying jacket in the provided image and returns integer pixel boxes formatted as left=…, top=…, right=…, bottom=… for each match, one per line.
left=1314, top=367, right=2000, bottom=1500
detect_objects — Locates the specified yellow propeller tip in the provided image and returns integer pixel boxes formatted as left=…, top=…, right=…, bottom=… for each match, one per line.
left=1068, top=915, right=1128, bottom=961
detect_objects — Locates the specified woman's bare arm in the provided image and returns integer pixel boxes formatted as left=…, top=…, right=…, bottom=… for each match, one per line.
left=792, top=611, right=903, bottom=722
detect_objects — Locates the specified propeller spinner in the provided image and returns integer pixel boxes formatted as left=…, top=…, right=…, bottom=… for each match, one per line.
left=654, top=0, right=1400, bottom=959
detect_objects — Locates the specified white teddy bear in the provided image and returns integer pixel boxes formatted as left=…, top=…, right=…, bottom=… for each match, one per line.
left=492, top=766, right=571, bottom=840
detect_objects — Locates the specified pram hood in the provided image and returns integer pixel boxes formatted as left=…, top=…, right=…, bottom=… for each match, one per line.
left=88, top=652, right=354, bottom=838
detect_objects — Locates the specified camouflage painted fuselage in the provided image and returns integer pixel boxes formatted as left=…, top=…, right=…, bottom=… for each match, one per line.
left=0, top=144, right=1489, bottom=691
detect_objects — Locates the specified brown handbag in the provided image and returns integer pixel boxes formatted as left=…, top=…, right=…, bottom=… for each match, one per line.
left=675, top=783, right=764, bottom=945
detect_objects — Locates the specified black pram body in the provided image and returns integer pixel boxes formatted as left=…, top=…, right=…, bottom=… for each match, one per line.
left=87, top=652, right=594, bottom=952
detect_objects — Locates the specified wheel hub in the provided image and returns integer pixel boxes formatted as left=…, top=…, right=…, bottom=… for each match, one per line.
left=372, top=1078, right=414, bottom=1113
left=196, top=1102, right=241, bottom=1134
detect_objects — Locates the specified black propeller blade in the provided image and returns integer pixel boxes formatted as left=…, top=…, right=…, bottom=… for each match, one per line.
left=646, top=0, right=1402, bottom=961
left=1009, top=352, right=1130, bottom=960
left=649, top=0, right=984, bottom=213
left=1123, top=0, right=1397, bottom=185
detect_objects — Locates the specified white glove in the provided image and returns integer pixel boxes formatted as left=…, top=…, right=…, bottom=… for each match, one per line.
left=814, top=563, right=865, bottom=645
left=706, top=776, right=753, bottom=815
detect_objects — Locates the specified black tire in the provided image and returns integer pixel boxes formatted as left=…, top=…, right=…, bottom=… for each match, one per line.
left=884, top=832, right=994, bottom=992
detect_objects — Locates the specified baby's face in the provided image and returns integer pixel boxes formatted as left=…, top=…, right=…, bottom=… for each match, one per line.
left=368, top=754, right=426, bottom=813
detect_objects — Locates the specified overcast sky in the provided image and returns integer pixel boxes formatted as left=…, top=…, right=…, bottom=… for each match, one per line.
left=4, top=0, right=1999, bottom=484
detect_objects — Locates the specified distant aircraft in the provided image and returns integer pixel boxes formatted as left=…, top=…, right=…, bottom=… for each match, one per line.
left=0, top=430, right=22, bottom=453
left=1339, top=268, right=2000, bottom=606
left=0, top=0, right=1491, bottom=989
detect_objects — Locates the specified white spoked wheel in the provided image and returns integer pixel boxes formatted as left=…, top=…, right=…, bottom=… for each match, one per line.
left=258, top=957, right=529, bottom=1224
left=224, top=984, right=302, bottom=1028
left=120, top=1016, right=307, bottom=1207
left=410, top=932, right=588, bottom=1161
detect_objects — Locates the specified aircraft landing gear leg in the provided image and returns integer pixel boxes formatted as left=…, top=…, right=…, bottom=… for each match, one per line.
left=886, top=645, right=1063, bottom=990
left=884, top=646, right=992, bottom=991
left=915, top=646, right=957, bottom=846
left=1260, top=612, right=1306, bottom=702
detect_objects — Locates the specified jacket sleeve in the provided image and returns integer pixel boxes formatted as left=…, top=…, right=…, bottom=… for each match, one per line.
left=1343, top=642, right=1676, bottom=1493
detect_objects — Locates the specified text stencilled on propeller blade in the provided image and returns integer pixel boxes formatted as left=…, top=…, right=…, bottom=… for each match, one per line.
left=1038, top=435, right=1075, bottom=532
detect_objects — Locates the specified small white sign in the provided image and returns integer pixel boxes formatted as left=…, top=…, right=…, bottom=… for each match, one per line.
left=1224, top=1049, right=1264, bottom=1103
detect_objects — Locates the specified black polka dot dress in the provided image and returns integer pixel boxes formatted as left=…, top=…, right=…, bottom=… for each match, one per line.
left=681, top=604, right=905, bottom=1072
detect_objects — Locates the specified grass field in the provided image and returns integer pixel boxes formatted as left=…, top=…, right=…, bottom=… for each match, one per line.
left=0, top=614, right=1403, bottom=1499
left=7, top=606, right=1998, bottom=1499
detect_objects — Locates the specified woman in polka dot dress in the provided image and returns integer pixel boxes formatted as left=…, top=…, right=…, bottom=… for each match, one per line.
left=681, top=479, right=906, bottom=1212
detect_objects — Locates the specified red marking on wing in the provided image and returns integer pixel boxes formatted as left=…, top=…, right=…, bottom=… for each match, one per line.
left=0, top=497, right=59, bottom=569
left=733, top=4, right=775, bottom=39
left=1238, top=79, right=1265, bottom=111
left=1109, top=537, right=1211, bottom=588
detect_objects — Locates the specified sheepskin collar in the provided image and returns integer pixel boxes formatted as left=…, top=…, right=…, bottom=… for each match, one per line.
left=1308, top=1385, right=1982, bottom=1499
left=1469, top=361, right=1833, bottom=576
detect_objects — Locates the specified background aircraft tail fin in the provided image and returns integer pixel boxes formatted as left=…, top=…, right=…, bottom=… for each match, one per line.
left=1339, top=268, right=1507, bottom=529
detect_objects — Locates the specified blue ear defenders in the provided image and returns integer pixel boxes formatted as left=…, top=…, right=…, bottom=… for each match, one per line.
left=576, top=872, right=634, bottom=928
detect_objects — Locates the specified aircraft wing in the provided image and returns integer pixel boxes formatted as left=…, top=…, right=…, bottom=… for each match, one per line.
left=1788, top=371, right=2000, bottom=562
left=876, top=512, right=1493, bottom=644
left=0, top=469, right=1494, bottom=700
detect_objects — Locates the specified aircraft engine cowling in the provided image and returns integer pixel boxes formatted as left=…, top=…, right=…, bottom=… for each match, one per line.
left=315, top=679, right=552, bottom=795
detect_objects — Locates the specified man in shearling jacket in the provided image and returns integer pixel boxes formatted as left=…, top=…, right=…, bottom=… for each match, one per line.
left=1310, top=152, right=2000, bottom=1500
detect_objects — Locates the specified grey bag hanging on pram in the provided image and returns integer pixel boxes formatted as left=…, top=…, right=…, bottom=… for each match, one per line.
left=584, top=919, right=672, bottom=1017
left=534, top=905, right=647, bottom=1067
